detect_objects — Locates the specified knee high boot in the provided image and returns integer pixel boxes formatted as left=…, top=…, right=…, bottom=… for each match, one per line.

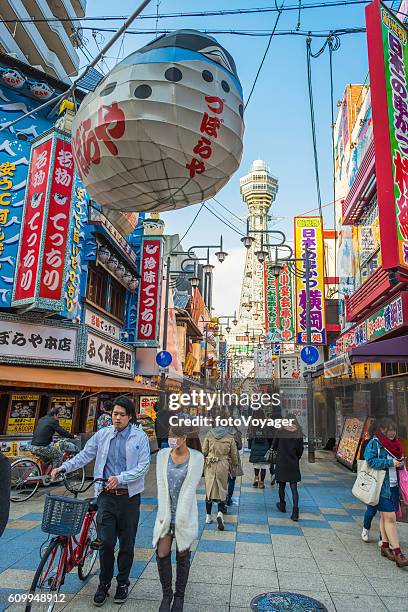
left=171, top=551, right=191, bottom=612
left=156, top=552, right=173, bottom=612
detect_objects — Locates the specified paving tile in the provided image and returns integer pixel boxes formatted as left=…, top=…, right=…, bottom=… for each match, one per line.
left=0, top=568, right=35, bottom=590
left=232, top=567, right=278, bottom=588
left=367, top=576, right=408, bottom=597
left=298, top=513, right=326, bottom=521
left=128, top=577, right=162, bottom=600
left=322, top=573, right=373, bottom=595
left=63, top=595, right=122, bottom=611
left=234, top=542, right=274, bottom=557
left=197, top=540, right=235, bottom=554
left=323, top=513, right=354, bottom=523
left=183, top=582, right=231, bottom=606
left=275, top=556, right=319, bottom=573
left=237, top=523, right=269, bottom=533
left=331, top=593, right=387, bottom=611
left=320, top=507, right=348, bottom=515
left=192, top=552, right=234, bottom=567
left=361, top=561, right=408, bottom=579
left=230, top=583, right=279, bottom=609
left=315, top=558, right=363, bottom=576
left=278, top=571, right=327, bottom=591
left=269, top=525, right=303, bottom=536
left=236, top=532, right=271, bottom=544
left=201, top=530, right=236, bottom=541
left=268, top=516, right=299, bottom=526
left=189, top=564, right=233, bottom=584
left=6, top=520, right=40, bottom=530
left=133, top=547, right=155, bottom=561
left=381, top=596, right=408, bottom=612
left=233, top=554, right=275, bottom=571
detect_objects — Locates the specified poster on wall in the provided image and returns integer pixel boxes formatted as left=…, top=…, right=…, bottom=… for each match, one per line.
left=50, top=396, right=76, bottom=433
left=86, top=396, right=98, bottom=433
left=336, top=416, right=366, bottom=469
left=6, top=394, right=40, bottom=434
left=139, top=396, right=158, bottom=419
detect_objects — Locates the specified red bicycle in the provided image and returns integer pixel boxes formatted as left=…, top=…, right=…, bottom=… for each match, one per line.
left=24, top=474, right=106, bottom=612
left=10, top=440, right=85, bottom=502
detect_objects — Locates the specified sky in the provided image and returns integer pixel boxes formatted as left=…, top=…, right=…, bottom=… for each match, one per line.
left=80, top=0, right=397, bottom=314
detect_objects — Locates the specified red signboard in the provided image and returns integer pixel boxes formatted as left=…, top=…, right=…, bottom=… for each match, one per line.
left=136, top=237, right=163, bottom=345
left=13, top=138, right=53, bottom=303
left=39, top=139, right=74, bottom=299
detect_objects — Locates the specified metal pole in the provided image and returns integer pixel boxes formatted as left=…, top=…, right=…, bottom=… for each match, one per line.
left=160, top=255, right=171, bottom=411
left=304, top=245, right=315, bottom=463
left=202, top=324, right=209, bottom=388
left=0, top=0, right=154, bottom=133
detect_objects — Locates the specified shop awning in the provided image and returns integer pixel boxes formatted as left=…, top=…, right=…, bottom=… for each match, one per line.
left=0, top=365, right=158, bottom=393
left=349, top=335, right=408, bottom=364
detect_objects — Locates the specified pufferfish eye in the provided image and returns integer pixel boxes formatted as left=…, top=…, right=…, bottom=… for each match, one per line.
left=202, top=70, right=214, bottom=82
left=165, top=67, right=182, bottom=82
left=221, top=80, right=230, bottom=93
left=135, top=84, right=153, bottom=99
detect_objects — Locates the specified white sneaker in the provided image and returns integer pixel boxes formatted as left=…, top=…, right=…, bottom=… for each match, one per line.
left=205, top=514, right=213, bottom=524
left=361, top=528, right=370, bottom=542
left=217, top=511, right=224, bottom=531
left=378, top=536, right=383, bottom=547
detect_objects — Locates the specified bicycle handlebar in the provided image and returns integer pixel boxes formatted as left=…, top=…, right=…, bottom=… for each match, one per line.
left=60, top=472, right=107, bottom=497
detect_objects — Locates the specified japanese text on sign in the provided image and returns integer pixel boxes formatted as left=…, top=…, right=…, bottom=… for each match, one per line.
left=39, top=138, right=75, bottom=301
left=86, top=331, right=134, bottom=377
left=264, top=263, right=279, bottom=334
left=13, top=138, right=53, bottom=303
left=186, top=96, right=224, bottom=178
left=0, top=320, right=77, bottom=362
left=63, top=182, right=87, bottom=318
left=136, top=238, right=163, bottom=344
left=294, top=217, right=326, bottom=345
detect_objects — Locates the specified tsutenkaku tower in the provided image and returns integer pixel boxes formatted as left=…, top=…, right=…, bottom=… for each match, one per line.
left=238, top=160, right=278, bottom=329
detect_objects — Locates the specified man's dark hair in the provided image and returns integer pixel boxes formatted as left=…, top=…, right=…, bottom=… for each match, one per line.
left=112, top=395, right=135, bottom=417
left=48, top=407, right=59, bottom=417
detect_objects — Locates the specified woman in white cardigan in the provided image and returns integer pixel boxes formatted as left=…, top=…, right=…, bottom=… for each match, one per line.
left=153, top=424, right=204, bottom=612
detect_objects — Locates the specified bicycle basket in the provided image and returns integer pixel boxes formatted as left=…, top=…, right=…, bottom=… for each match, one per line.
left=42, top=495, right=88, bottom=536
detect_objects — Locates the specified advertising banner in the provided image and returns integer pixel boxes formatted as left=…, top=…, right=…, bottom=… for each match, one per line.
left=7, top=394, right=39, bottom=434
left=86, top=396, right=98, bottom=433
left=13, top=137, right=53, bottom=304
left=85, top=307, right=121, bottom=339
left=136, top=237, right=164, bottom=346
left=50, top=396, right=76, bottom=433
left=254, top=347, right=273, bottom=379
left=366, top=1, right=408, bottom=268
left=277, top=263, right=295, bottom=342
left=85, top=330, right=134, bottom=377
left=336, top=416, right=366, bottom=469
left=294, top=217, right=326, bottom=344
left=366, top=294, right=404, bottom=341
left=139, top=396, right=158, bottom=418
left=264, top=262, right=279, bottom=333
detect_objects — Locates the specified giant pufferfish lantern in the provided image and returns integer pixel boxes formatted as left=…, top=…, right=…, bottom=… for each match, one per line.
left=72, top=30, right=244, bottom=212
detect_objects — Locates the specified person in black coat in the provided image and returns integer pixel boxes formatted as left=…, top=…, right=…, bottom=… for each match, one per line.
left=248, top=410, right=273, bottom=489
left=273, top=415, right=304, bottom=521
left=0, top=451, right=11, bottom=538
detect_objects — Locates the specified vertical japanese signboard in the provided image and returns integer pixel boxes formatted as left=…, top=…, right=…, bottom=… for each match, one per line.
left=264, top=263, right=279, bottom=333
left=264, top=262, right=295, bottom=341
left=12, top=129, right=75, bottom=310
left=294, top=217, right=326, bottom=345
left=366, top=1, right=408, bottom=269
left=136, top=236, right=164, bottom=346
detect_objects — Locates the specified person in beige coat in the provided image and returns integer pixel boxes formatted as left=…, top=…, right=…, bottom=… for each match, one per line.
left=203, top=421, right=238, bottom=530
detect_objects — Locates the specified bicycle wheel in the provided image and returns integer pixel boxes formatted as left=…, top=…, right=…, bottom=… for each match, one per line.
left=11, top=459, right=41, bottom=502
left=64, top=466, right=85, bottom=493
left=78, top=517, right=98, bottom=581
left=25, top=538, right=67, bottom=612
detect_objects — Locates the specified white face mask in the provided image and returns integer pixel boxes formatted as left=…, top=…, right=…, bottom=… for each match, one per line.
left=168, top=437, right=180, bottom=449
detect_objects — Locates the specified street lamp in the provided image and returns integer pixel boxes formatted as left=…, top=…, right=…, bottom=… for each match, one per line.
left=273, top=242, right=316, bottom=463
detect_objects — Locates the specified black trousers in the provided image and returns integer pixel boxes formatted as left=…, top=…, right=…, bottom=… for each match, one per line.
left=96, top=492, right=141, bottom=586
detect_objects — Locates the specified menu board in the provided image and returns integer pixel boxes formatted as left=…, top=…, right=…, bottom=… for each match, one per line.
left=86, top=397, right=98, bottom=433
left=336, top=417, right=366, bottom=469
left=139, top=396, right=158, bottom=419
left=6, top=394, right=40, bottom=434
left=50, top=396, right=76, bottom=433
left=0, top=439, right=33, bottom=458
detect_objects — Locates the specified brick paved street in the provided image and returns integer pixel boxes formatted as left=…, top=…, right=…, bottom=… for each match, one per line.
left=1, top=450, right=408, bottom=611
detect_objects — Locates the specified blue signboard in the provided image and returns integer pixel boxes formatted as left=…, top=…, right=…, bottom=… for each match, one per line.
left=0, top=85, right=52, bottom=306
left=156, top=350, right=172, bottom=367
left=300, top=345, right=319, bottom=365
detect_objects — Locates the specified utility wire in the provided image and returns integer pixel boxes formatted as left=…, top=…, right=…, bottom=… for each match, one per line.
left=78, top=26, right=367, bottom=37
left=169, top=203, right=204, bottom=254
left=0, top=1, right=375, bottom=24
left=206, top=202, right=245, bottom=231
left=211, top=197, right=245, bottom=223
left=245, top=6, right=283, bottom=109
left=328, top=35, right=340, bottom=284
left=203, top=205, right=246, bottom=236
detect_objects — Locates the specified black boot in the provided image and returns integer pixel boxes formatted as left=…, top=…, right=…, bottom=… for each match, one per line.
left=156, top=552, right=173, bottom=612
left=291, top=507, right=299, bottom=521
left=276, top=501, right=286, bottom=513
left=171, top=551, right=191, bottom=612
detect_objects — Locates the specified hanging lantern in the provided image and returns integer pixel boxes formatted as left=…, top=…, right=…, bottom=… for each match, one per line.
left=72, top=30, right=244, bottom=213
left=107, top=254, right=119, bottom=271
left=128, top=277, right=139, bottom=292
left=123, top=271, right=133, bottom=285
left=98, top=244, right=111, bottom=263
left=116, top=263, right=126, bottom=279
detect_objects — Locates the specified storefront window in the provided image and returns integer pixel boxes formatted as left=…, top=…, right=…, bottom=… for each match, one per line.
left=354, top=196, right=381, bottom=289
left=87, top=263, right=126, bottom=322
left=110, top=277, right=126, bottom=321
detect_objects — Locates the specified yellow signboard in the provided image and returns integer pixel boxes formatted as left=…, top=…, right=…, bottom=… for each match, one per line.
left=7, top=394, right=39, bottom=435
left=294, top=217, right=326, bottom=344
left=86, top=397, right=98, bottom=433
left=51, top=397, right=76, bottom=433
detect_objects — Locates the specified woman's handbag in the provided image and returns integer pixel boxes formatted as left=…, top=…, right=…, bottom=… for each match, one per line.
left=352, top=459, right=385, bottom=506
left=398, top=465, right=408, bottom=504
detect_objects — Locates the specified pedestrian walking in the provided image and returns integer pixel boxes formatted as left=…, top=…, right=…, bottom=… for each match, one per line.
left=153, top=425, right=204, bottom=612
left=203, top=411, right=238, bottom=530
left=155, top=401, right=171, bottom=449
left=226, top=424, right=243, bottom=506
left=96, top=400, right=113, bottom=430
left=52, top=396, right=150, bottom=605
left=273, top=415, right=304, bottom=521
left=360, top=421, right=380, bottom=543
left=248, top=409, right=273, bottom=489
left=364, top=418, right=408, bottom=567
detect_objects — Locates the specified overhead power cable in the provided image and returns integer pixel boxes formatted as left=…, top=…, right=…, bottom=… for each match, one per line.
left=0, top=1, right=373, bottom=24
left=79, top=27, right=367, bottom=37
left=169, top=203, right=205, bottom=254
left=211, top=197, right=245, bottom=223
left=203, top=205, right=246, bottom=236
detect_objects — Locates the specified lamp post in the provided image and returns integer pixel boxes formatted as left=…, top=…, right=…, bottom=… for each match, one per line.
left=270, top=242, right=316, bottom=463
